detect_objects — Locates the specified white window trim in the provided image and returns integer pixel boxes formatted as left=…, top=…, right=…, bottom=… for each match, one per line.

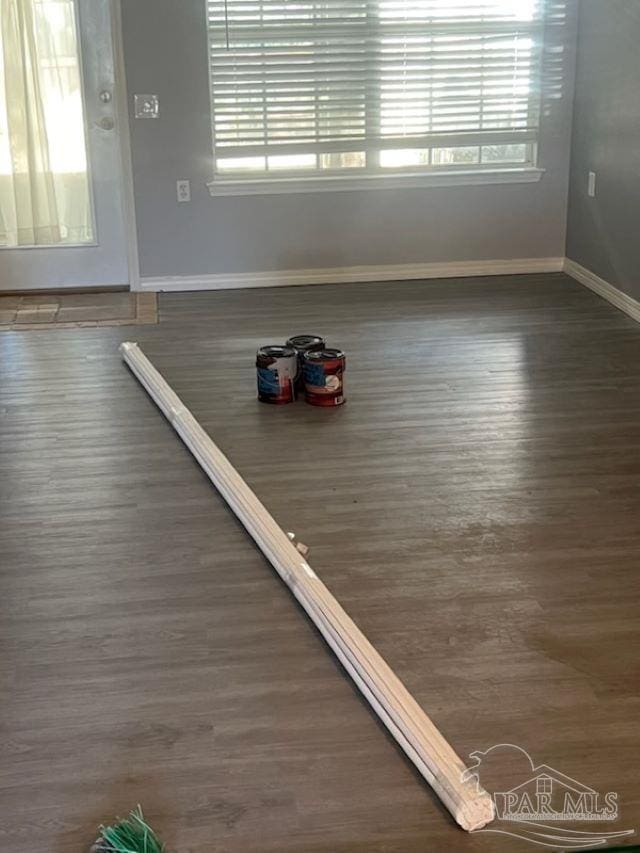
left=207, top=167, right=544, bottom=197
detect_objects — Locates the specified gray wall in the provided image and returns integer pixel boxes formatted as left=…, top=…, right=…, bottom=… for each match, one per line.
left=567, top=1, right=640, bottom=299
left=121, top=0, right=578, bottom=280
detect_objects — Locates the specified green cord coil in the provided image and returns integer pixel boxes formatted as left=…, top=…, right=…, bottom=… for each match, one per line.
left=95, top=805, right=164, bottom=853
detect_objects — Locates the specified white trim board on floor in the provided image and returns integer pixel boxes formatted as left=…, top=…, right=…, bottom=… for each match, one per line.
left=564, top=259, right=640, bottom=324
left=139, top=257, right=564, bottom=292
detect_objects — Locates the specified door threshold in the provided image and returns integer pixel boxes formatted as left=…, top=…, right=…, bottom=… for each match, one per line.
left=0, top=291, right=156, bottom=330
left=0, top=284, right=129, bottom=296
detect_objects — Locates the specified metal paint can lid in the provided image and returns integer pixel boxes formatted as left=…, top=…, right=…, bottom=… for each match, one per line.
left=256, top=345, right=296, bottom=363
left=286, top=335, right=326, bottom=354
left=303, top=348, right=345, bottom=363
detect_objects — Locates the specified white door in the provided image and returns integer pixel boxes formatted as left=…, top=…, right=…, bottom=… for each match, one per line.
left=0, top=0, right=129, bottom=291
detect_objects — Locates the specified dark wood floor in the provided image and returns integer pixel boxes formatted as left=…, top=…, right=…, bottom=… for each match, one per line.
left=1, top=273, right=639, bottom=852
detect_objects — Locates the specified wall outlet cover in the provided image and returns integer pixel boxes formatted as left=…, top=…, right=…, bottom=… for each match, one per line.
left=134, top=94, right=159, bottom=119
left=177, top=180, right=191, bottom=202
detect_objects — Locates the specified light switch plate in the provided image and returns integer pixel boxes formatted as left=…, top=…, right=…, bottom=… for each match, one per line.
left=134, top=94, right=159, bottom=119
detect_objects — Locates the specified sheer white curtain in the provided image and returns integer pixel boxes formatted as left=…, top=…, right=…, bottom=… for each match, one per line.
left=0, top=0, right=93, bottom=247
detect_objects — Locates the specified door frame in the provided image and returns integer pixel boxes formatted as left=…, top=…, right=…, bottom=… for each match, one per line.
left=111, top=0, right=140, bottom=291
left=0, top=0, right=140, bottom=292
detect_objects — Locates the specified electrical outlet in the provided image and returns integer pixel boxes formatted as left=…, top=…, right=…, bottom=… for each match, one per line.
left=588, top=171, right=597, bottom=198
left=176, top=180, right=191, bottom=203
left=134, top=94, right=159, bottom=119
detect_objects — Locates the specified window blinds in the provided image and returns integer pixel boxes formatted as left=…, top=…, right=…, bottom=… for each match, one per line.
left=207, top=0, right=559, bottom=174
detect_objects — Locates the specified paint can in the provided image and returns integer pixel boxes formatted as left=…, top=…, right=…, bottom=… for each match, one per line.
left=256, top=345, right=297, bottom=404
left=286, top=334, right=326, bottom=390
left=303, top=348, right=346, bottom=407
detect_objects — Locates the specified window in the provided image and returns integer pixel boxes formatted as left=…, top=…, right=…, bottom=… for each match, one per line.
left=537, top=777, right=553, bottom=795
left=207, top=0, right=550, bottom=187
left=0, top=0, right=93, bottom=246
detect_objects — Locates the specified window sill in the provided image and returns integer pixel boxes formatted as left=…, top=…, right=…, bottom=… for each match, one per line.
left=207, top=167, right=544, bottom=197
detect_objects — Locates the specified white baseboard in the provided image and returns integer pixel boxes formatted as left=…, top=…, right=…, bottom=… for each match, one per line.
left=564, top=258, right=640, bottom=324
left=140, top=257, right=565, bottom=293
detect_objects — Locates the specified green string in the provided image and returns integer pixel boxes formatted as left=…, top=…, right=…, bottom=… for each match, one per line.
left=97, top=805, right=164, bottom=853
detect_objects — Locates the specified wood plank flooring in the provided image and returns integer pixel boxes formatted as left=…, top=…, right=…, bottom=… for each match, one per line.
left=1, top=273, right=639, bottom=852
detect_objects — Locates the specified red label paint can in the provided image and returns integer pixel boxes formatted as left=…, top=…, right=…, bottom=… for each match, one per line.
left=256, top=345, right=297, bottom=404
left=286, top=334, right=326, bottom=391
left=303, top=348, right=346, bottom=407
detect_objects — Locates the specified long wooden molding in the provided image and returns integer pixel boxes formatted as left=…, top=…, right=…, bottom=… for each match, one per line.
left=137, top=257, right=564, bottom=293
left=119, top=341, right=495, bottom=832
left=564, top=259, right=640, bottom=324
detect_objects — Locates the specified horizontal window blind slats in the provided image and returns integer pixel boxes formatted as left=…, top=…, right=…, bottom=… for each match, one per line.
left=209, top=58, right=539, bottom=72
left=211, top=108, right=536, bottom=119
left=214, top=128, right=538, bottom=158
left=212, top=106, right=535, bottom=123
left=211, top=97, right=534, bottom=107
left=207, top=0, right=554, bottom=177
left=209, top=23, right=541, bottom=38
